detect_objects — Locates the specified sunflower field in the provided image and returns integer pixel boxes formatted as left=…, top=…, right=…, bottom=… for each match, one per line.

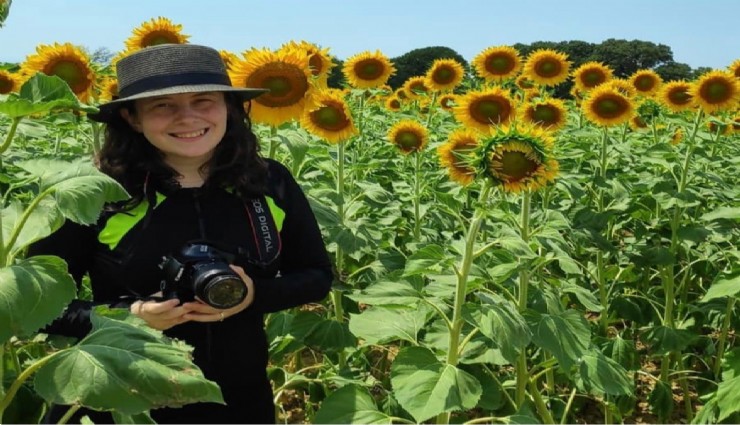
left=1, top=15, right=740, bottom=425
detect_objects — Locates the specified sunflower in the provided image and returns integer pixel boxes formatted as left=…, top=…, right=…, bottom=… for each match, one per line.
left=582, top=85, right=635, bottom=127
left=219, top=50, right=240, bottom=71
left=425, top=58, right=465, bottom=92
left=301, top=89, right=356, bottom=143
left=733, top=116, right=740, bottom=133
left=385, top=95, right=402, bottom=111
left=453, top=87, right=516, bottom=132
left=605, top=79, right=636, bottom=98
left=707, top=120, right=731, bottom=136
left=670, top=128, right=684, bottom=145
left=279, top=40, right=334, bottom=88
left=394, top=88, right=408, bottom=101
left=519, top=98, right=568, bottom=132
left=570, top=86, right=585, bottom=105
left=629, top=115, right=649, bottom=131
left=98, top=77, right=118, bottom=103
left=20, top=42, right=96, bottom=102
left=689, top=70, right=740, bottom=114
left=439, top=93, right=457, bottom=110
left=343, top=50, right=395, bottom=89
left=0, top=69, right=21, bottom=94
left=229, top=48, right=313, bottom=126
left=515, top=75, right=537, bottom=90
left=124, top=17, right=189, bottom=51
left=572, top=62, right=613, bottom=91
left=658, top=81, right=694, bottom=112
left=438, top=128, right=480, bottom=185
left=403, top=76, right=429, bottom=100
left=472, top=45, right=522, bottom=82
left=629, top=69, right=662, bottom=97
left=477, top=124, right=558, bottom=193
left=522, top=49, right=570, bottom=87
left=388, top=120, right=428, bottom=154
left=728, top=59, right=740, bottom=79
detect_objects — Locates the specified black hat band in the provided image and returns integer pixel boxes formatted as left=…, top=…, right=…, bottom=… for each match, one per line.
left=118, top=71, right=233, bottom=98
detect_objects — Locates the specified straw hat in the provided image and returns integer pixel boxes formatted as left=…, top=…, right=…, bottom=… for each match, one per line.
left=89, top=43, right=267, bottom=123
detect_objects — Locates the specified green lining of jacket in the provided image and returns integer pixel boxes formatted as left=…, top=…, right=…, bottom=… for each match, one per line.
left=98, top=193, right=166, bottom=250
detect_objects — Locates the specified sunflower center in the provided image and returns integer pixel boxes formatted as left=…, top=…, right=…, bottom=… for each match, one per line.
left=593, top=95, right=629, bottom=118
left=701, top=79, right=731, bottom=103
left=668, top=88, right=691, bottom=105
left=410, top=81, right=428, bottom=94
left=433, top=66, right=455, bottom=84
left=388, top=98, right=401, bottom=110
left=47, top=61, right=87, bottom=92
left=309, top=54, right=323, bottom=76
left=0, top=76, right=12, bottom=94
left=492, top=150, right=539, bottom=182
left=354, top=59, right=384, bottom=81
left=249, top=64, right=309, bottom=108
left=535, top=60, right=561, bottom=78
left=141, top=31, right=181, bottom=48
left=488, top=56, right=514, bottom=74
left=396, top=131, right=423, bottom=151
left=532, top=105, right=558, bottom=124
left=310, top=105, right=349, bottom=131
left=634, top=76, right=656, bottom=91
left=582, top=70, right=606, bottom=87
left=471, top=97, right=512, bottom=125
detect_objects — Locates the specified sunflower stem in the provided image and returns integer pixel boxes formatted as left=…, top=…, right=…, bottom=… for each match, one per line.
left=0, top=117, right=21, bottom=156
left=413, top=150, right=422, bottom=240
left=332, top=140, right=347, bottom=369
left=515, top=190, right=532, bottom=408
left=714, top=297, right=736, bottom=379
left=435, top=181, right=492, bottom=425
left=268, top=125, right=278, bottom=159
left=90, top=121, right=102, bottom=156
left=597, top=126, right=609, bottom=335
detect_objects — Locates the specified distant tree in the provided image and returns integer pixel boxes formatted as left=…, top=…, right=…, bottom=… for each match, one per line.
left=654, top=61, right=693, bottom=82
left=88, top=47, right=115, bottom=66
left=327, top=57, right=345, bottom=89
left=593, top=39, right=673, bottom=77
left=388, top=46, right=468, bottom=89
left=691, top=67, right=713, bottom=79
left=0, top=0, right=12, bottom=28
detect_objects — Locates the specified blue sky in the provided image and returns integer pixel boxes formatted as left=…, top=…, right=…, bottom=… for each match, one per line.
left=1, top=0, right=738, bottom=70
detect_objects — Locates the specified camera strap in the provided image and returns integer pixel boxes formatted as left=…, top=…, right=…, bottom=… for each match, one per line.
left=243, top=196, right=281, bottom=266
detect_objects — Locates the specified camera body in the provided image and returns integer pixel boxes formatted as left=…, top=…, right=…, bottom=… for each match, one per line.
left=159, top=242, right=247, bottom=309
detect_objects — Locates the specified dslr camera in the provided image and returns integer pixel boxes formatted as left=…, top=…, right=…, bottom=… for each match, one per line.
left=158, top=242, right=246, bottom=309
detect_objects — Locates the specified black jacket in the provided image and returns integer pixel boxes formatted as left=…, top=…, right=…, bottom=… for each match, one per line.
left=29, top=159, right=333, bottom=423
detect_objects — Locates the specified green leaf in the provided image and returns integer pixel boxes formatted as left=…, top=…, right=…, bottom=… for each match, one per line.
left=390, top=346, right=481, bottom=422
left=562, top=283, right=603, bottom=312
left=0, top=256, right=76, bottom=344
left=2, top=198, right=64, bottom=258
left=641, top=326, right=697, bottom=355
left=577, top=350, right=633, bottom=396
left=701, top=207, right=740, bottom=222
left=33, top=307, right=223, bottom=414
left=346, top=279, right=422, bottom=306
left=0, top=74, right=88, bottom=118
left=303, top=319, right=357, bottom=352
left=648, top=380, right=674, bottom=423
left=702, top=272, right=740, bottom=302
left=528, top=310, right=591, bottom=370
left=470, top=294, right=531, bottom=364
left=403, top=244, right=449, bottom=276
left=349, top=305, right=429, bottom=345
left=314, top=384, right=392, bottom=424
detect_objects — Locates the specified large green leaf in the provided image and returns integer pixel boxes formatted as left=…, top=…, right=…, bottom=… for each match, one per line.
left=702, top=272, right=740, bottom=302
left=390, top=346, right=481, bottom=422
left=303, top=319, right=357, bottom=352
left=701, top=206, right=740, bottom=222
left=1, top=198, right=64, bottom=258
left=0, top=74, right=94, bottom=118
left=402, top=244, right=451, bottom=276
left=349, top=305, right=429, bottom=345
left=346, top=279, right=422, bottom=306
left=528, top=309, right=591, bottom=370
left=469, top=294, right=531, bottom=364
left=33, top=307, right=223, bottom=414
left=577, top=350, right=633, bottom=396
left=314, top=384, right=392, bottom=424
left=0, top=256, right=76, bottom=344
left=641, top=326, right=697, bottom=355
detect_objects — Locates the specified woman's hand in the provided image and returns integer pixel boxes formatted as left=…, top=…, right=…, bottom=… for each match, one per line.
left=181, top=265, right=256, bottom=322
left=130, top=296, right=193, bottom=330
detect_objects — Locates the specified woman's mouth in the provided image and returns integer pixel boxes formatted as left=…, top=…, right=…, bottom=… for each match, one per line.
left=171, top=128, right=208, bottom=138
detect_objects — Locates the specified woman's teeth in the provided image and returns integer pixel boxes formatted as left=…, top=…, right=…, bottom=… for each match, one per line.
left=173, top=129, right=206, bottom=138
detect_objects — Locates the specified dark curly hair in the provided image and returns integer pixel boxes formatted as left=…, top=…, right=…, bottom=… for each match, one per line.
left=97, top=92, right=268, bottom=210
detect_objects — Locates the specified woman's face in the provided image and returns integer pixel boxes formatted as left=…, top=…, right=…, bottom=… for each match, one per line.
left=122, top=91, right=228, bottom=167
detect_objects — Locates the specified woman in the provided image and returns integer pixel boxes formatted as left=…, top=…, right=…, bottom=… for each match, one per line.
left=30, top=43, right=333, bottom=423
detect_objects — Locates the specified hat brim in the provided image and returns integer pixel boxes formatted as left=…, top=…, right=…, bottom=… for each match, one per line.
left=87, top=84, right=269, bottom=123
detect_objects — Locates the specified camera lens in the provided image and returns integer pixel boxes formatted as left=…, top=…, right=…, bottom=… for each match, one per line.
left=197, top=271, right=247, bottom=309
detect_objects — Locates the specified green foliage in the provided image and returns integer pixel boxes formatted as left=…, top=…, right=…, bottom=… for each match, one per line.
left=0, top=0, right=11, bottom=28
left=387, top=46, right=468, bottom=89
